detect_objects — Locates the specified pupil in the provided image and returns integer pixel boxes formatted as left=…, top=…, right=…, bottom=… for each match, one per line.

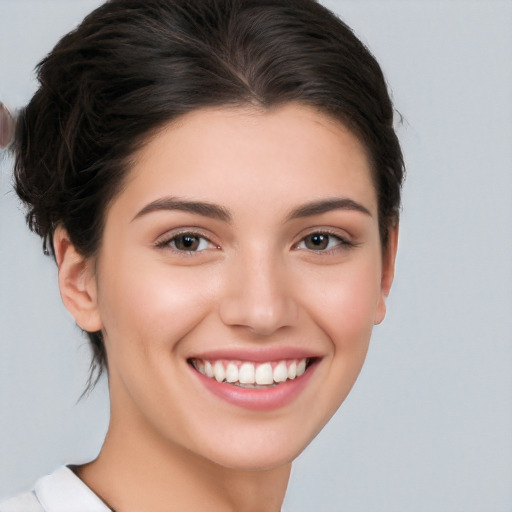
left=178, top=235, right=199, bottom=250
left=308, top=233, right=328, bottom=250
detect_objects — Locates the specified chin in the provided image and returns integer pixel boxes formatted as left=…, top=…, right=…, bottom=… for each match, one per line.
left=206, top=446, right=298, bottom=473
left=189, top=420, right=321, bottom=473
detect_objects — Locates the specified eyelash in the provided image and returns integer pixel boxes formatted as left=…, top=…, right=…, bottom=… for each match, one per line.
left=155, top=229, right=355, bottom=254
left=294, top=230, right=356, bottom=253
left=155, top=231, right=218, bottom=253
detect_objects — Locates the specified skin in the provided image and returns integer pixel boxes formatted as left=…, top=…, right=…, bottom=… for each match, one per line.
left=54, top=103, right=397, bottom=512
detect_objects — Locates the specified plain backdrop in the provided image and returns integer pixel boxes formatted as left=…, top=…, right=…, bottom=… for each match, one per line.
left=1, top=1, right=511, bottom=511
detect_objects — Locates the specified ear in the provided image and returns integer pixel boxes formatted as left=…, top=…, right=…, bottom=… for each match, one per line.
left=374, top=224, right=399, bottom=325
left=53, top=226, right=103, bottom=333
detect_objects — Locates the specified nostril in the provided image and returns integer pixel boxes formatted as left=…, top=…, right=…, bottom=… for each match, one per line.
left=219, top=299, right=298, bottom=336
left=218, top=260, right=300, bottom=334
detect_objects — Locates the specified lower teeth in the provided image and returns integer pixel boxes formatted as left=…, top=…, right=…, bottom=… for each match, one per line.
left=234, top=382, right=277, bottom=389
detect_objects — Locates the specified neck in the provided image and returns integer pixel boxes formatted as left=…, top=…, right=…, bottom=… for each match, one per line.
left=76, top=408, right=291, bottom=512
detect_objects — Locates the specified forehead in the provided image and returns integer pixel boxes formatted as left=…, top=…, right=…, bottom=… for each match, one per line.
left=116, top=103, right=377, bottom=220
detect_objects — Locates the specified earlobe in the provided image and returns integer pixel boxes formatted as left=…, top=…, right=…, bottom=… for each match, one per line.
left=374, top=224, right=399, bottom=325
left=53, top=226, right=103, bottom=333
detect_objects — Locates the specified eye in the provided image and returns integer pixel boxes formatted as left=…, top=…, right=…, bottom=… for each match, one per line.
left=156, top=232, right=217, bottom=252
left=296, top=232, right=352, bottom=252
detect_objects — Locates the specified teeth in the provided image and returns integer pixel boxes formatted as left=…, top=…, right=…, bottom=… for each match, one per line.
left=225, top=362, right=239, bottom=383
left=239, top=362, right=256, bottom=384
left=213, top=361, right=226, bottom=382
left=273, top=361, right=288, bottom=383
left=255, top=363, right=273, bottom=385
left=205, top=361, right=214, bottom=378
left=195, top=360, right=206, bottom=375
left=193, top=358, right=311, bottom=386
left=287, top=361, right=297, bottom=379
left=296, top=359, right=306, bottom=377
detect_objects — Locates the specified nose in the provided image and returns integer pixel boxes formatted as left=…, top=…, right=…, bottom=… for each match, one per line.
left=219, top=247, right=299, bottom=336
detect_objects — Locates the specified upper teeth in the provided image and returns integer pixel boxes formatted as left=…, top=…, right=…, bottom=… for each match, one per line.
left=192, top=358, right=308, bottom=386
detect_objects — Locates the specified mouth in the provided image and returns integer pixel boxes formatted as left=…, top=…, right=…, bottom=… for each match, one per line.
left=188, top=357, right=315, bottom=388
left=187, top=351, right=321, bottom=411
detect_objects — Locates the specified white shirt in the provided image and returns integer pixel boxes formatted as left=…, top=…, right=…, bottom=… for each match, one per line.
left=1, top=467, right=289, bottom=512
left=0, top=467, right=111, bottom=512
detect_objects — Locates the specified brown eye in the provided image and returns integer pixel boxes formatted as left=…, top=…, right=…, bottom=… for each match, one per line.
left=157, top=232, right=217, bottom=252
left=173, top=234, right=201, bottom=251
left=297, top=232, right=353, bottom=252
left=304, top=233, right=330, bottom=250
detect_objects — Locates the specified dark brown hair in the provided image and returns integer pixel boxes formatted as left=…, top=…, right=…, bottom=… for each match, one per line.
left=13, top=0, right=404, bottom=388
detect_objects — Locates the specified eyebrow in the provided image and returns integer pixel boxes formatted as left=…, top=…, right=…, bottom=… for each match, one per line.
left=132, top=197, right=232, bottom=223
left=286, top=197, right=372, bottom=220
left=132, top=196, right=371, bottom=223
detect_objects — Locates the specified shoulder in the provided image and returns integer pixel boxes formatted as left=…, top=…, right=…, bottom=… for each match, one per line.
left=0, top=491, right=42, bottom=512
left=0, top=466, right=111, bottom=512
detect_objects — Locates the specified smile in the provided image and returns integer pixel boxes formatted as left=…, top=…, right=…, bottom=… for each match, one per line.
left=189, top=358, right=310, bottom=387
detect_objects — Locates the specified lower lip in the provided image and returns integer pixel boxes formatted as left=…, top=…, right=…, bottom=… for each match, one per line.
left=190, top=361, right=318, bottom=411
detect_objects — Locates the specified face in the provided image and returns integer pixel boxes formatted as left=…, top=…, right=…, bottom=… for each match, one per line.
left=68, top=103, right=396, bottom=471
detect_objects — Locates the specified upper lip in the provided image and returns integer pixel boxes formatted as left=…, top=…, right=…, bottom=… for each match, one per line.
left=187, top=347, right=321, bottom=363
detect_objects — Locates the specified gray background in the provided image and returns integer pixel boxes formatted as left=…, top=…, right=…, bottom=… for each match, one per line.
left=1, top=1, right=511, bottom=510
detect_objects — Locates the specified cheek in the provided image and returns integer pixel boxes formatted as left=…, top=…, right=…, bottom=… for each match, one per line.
left=302, top=256, right=382, bottom=352
left=96, top=257, right=218, bottom=355
left=285, top=259, right=382, bottom=435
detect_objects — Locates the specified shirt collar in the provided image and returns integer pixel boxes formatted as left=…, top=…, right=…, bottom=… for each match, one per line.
left=34, top=466, right=111, bottom=512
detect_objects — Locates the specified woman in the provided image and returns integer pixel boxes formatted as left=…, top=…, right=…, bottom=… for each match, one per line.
left=1, top=0, right=404, bottom=510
